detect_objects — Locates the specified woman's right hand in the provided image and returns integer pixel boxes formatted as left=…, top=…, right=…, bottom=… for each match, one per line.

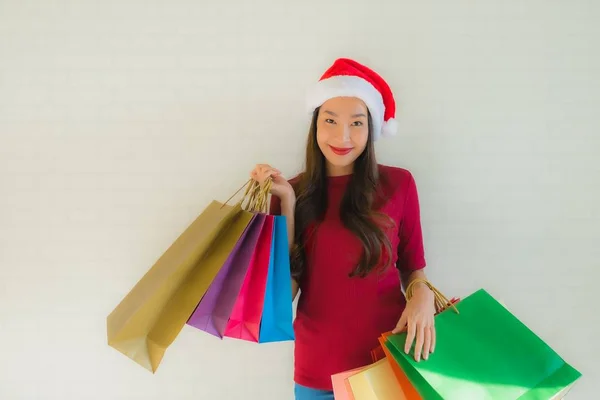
left=250, top=164, right=295, bottom=203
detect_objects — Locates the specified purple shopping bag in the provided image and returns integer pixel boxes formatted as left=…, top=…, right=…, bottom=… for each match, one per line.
left=187, top=213, right=266, bottom=337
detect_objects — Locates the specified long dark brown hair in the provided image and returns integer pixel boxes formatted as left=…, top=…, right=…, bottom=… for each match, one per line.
left=290, top=107, right=394, bottom=281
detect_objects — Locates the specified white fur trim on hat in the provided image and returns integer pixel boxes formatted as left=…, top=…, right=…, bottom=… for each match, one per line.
left=306, top=75, right=385, bottom=141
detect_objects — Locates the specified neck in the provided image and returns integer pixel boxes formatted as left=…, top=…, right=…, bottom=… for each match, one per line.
left=326, top=162, right=354, bottom=177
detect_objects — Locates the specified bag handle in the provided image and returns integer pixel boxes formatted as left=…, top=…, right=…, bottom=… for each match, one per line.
left=406, top=279, right=460, bottom=314
left=243, top=178, right=272, bottom=212
left=221, top=177, right=272, bottom=213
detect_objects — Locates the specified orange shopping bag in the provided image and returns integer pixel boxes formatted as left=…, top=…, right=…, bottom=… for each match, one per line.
left=378, top=332, right=422, bottom=400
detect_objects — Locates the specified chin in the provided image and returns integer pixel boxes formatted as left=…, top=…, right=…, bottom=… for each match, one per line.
left=326, top=152, right=357, bottom=167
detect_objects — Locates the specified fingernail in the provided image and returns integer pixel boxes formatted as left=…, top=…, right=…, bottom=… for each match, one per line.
left=424, top=354, right=428, bottom=360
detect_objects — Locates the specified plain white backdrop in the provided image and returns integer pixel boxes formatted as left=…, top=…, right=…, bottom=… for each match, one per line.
left=1, top=1, right=598, bottom=399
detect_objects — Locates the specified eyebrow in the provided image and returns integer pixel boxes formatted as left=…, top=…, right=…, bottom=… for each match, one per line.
left=323, top=110, right=367, bottom=118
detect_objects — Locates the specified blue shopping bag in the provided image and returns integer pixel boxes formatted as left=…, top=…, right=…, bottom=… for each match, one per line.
left=258, top=215, right=295, bottom=343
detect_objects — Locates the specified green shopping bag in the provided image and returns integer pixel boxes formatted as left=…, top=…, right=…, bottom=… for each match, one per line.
left=386, top=289, right=581, bottom=400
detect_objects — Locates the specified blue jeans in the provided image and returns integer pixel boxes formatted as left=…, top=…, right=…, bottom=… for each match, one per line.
left=294, top=383, right=335, bottom=400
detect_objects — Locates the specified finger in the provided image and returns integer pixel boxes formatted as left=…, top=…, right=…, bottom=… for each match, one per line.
left=254, top=167, right=275, bottom=183
left=431, top=321, right=436, bottom=353
left=258, top=165, right=281, bottom=177
left=404, top=320, right=416, bottom=354
left=271, top=173, right=284, bottom=183
left=263, top=171, right=279, bottom=185
left=423, top=325, right=432, bottom=360
left=414, top=323, right=425, bottom=362
left=255, top=164, right=270, bottom=178
left=251, top=165, right=266, bottom=179
left=392, top=313, right=407, bottom=334
left=259, top=167, right=277, bottom=179
left=266, top=168, right=280, bottom=177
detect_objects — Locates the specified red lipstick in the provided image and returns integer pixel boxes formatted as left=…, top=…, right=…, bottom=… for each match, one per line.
left=329, top=145, right=353, bottom=155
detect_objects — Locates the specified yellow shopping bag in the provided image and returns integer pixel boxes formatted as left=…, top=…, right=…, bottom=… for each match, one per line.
left=347, top=359, right=408, bottom=400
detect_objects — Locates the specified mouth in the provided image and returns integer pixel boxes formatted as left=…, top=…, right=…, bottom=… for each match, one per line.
left=329, top=145, right=353, bottom=156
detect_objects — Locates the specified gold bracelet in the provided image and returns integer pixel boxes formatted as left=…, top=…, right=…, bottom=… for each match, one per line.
left=406, top=278, right=459, bottom=314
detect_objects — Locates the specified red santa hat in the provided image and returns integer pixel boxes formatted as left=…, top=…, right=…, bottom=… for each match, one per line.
left=306, top=58, right=398, bottom=141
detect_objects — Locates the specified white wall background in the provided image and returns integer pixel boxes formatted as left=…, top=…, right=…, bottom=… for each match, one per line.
left=1, top=1, right=598, bottom=399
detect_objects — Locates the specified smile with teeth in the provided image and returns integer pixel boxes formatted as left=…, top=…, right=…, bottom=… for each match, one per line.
left=329, top=145, right=353, bottom=155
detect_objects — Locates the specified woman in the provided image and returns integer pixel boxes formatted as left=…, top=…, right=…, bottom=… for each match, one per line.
left=251, top=58, right=437, bottom=400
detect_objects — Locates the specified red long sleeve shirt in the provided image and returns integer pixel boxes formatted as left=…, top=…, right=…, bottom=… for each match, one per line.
left=270, top=164, right=426, bottom=390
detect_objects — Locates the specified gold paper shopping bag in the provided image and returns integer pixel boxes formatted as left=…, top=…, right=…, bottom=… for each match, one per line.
left=106, top=199, right=253, bottom=373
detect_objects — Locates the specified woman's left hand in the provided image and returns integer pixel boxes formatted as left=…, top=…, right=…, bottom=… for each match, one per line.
left=392, top=284, right=437, bottom=362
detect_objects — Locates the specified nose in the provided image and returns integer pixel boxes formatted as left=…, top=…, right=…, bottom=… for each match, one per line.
left=335, top=124, right=351, bottom=142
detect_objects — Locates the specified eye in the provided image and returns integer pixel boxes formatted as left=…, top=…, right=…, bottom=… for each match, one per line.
left=352, top=121, right=364, bottom=126
left=325, top=118, right=336, bottom=124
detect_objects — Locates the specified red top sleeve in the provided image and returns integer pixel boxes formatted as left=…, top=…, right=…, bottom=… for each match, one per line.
left=396, top=173, right=426, bottom=273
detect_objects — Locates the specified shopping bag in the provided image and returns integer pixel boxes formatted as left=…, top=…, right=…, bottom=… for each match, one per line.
left=107, top=178, right=270, bottom=372
left=106, top=200, right=253, bottom=372
left=386, top=289, right=582, bottom=400
left=346, top=358, right=408, bottom=400
left=377, top=333, right=422, bottom=400
left=258, top=214, right=295, bottom=343
left=367, top=294, right=459, bottom=394
left=370, top=343, right=386, bottom=363
left=223, top=214, right=274, bottom=342
left=332, top=366, right=363, bottom=400
left=186, top=213, right=266, bottom=337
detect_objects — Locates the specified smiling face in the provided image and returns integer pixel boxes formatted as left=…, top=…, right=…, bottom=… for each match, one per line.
left=316, top=97, right=370, bottom=176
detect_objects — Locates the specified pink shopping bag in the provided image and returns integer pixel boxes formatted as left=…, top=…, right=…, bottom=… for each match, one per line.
left=223, top=214, right=274, bottom=342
